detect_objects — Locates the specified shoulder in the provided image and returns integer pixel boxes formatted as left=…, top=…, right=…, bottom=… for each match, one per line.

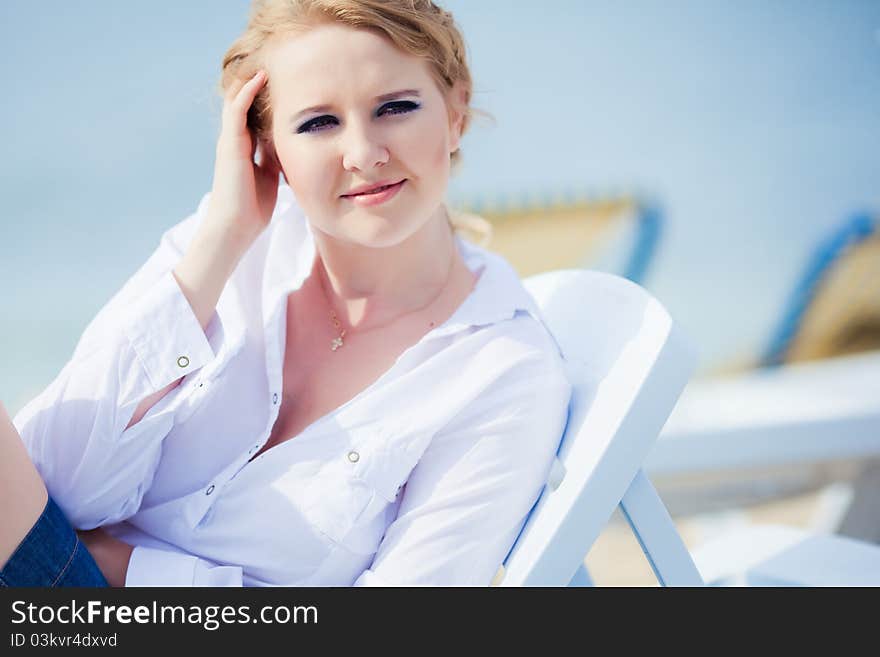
left=432, top=311, right=572, bottom=451
left=455, top=240, right=566, bottom=368
left=444, top=310, right=570, bottom=417
left=461, top=259, right=568, bottom=380
left=483, top=312, right=569, bottom=390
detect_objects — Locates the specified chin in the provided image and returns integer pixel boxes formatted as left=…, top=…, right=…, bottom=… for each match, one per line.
left=351, top=216, right=421, bottom=249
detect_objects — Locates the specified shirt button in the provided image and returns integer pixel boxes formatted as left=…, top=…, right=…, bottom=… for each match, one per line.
left=177, top=356, right=190, bottom=368
left=272, top=393, right=278, bottom=404
left=206, top=484, right=215, bottom=495
left=347, top=450, right=360, bottom=463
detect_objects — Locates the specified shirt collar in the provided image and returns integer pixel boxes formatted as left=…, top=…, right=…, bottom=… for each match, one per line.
left=261, top=184, right=542, bottom=340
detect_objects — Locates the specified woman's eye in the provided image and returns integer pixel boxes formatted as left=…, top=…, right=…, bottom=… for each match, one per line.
left=298, top=116, right=337, bottom=134
left=378, top=100, right=420, bottom=116
left=297, top=101, right=420, bottom=134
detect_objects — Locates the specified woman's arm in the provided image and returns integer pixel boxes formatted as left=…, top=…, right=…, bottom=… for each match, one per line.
left=75, top=528, right=245, bottom=587
left=123, top=217, right=252, bottom=431
left=75, top=528, right=134, bottom=588
left=12, top=193, right=232, bottom=530
left=11, top=70, right=281, bottom=540
left=106, top=69, right=278, bottom=434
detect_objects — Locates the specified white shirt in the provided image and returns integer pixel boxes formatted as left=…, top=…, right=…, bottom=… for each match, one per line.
left=14, top=183, right=572, bottom=587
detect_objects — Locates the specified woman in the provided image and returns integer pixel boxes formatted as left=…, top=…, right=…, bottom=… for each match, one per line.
left=1, top=0, right=571, bottom=587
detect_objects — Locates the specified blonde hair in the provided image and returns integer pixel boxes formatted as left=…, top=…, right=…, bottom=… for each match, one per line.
left=217, top=0, right=493, bottom=242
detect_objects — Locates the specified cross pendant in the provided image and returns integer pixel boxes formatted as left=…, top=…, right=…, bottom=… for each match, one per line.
left=331, top=336, right=344, bottom=351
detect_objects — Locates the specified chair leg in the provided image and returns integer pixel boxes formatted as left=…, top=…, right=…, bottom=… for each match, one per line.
left=620, top=469, right=704, bottom=586
left=568, top=563, right=594, bottom=587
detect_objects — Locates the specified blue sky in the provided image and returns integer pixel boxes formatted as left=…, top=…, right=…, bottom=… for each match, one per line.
left=2, top=1, right=879, bottom=414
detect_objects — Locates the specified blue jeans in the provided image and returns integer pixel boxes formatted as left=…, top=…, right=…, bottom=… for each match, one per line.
left=0, top=495, right=109, bottom=587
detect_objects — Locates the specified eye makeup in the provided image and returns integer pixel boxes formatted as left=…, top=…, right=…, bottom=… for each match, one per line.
left=296, top=101, right=421, bottom=134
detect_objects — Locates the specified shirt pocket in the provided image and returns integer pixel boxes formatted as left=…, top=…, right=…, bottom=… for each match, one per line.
left=301, top=431, right=420, bottom=556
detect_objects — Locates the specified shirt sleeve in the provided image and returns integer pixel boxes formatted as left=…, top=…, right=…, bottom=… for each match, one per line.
left=352, top=353, right=572, bottom=586
left=12, top=191, right=224, bottom=530
left=125, top=546, right=243, bottom=587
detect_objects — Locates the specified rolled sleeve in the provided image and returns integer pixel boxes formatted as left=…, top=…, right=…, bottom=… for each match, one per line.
left=123, top=270, right=218, bottom=392
left=354, top=361, right=572, bottom=586
left=126, top=546, right=243, bottom=587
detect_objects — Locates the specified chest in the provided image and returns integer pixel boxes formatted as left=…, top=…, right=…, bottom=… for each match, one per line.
left=251, top=266, right=477, bottom=461
left=265, top=325, right=408, bottom=455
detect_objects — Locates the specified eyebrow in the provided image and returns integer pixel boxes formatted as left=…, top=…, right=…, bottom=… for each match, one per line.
left=289, top=89, right=422, bottom=125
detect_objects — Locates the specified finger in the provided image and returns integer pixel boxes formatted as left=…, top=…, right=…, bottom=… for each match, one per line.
left=232, top=70, right=266, bottom=113
left=222, top=70, right=262, bottom=117
left=226, top=71, right=267, bottom=135
left=225, top=67, right=263, bottom=97
left=224, top=74, right=249, bottom=105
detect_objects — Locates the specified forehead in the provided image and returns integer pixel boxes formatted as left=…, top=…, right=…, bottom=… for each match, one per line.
left=266, top=23, right=435, bottom=102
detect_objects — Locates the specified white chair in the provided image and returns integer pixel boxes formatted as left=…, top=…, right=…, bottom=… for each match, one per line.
left=495, top=269, right=704, bottom=586
left=651, top=354, right=880, bottom=585
left=638, top=210, right=880, bottom=585
left=499, top=269, right=880, bottom=586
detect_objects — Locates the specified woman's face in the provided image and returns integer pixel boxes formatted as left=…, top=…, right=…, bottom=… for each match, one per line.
left=265, top=22, right=465, bottom=247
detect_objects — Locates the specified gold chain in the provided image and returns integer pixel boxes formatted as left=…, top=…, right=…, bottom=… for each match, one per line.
left=321, top=243, right=456, bottom=352
left=329, top=311, right=346, bottom=352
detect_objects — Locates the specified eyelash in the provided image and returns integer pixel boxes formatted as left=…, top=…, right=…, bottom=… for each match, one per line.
left=297, top=101, right=420, bottom=134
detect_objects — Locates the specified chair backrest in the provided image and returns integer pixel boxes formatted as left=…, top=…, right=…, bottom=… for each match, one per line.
left=498, top=269, right=699, bottom=586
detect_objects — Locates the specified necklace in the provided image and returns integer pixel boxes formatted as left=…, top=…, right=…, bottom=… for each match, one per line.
left=319, top=243, right=457, bottom=352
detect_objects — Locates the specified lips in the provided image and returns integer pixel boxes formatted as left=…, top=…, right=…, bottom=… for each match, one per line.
left=343, top=179, right=406, bottom=197
left=342, top=179, right=406, bottom=206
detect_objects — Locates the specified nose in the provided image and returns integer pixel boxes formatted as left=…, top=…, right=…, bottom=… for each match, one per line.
left=341, top=119, right=389, bottom=172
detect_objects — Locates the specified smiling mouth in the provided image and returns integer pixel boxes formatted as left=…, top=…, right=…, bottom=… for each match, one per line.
left=343, top=180, right=406, bottom=197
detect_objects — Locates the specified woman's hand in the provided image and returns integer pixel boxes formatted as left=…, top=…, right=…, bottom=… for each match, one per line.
left=204, top=68, right=282, bottom=250
left=76, top=528, right=134, bottom=588
left=171, top=68, right=283, bottom=334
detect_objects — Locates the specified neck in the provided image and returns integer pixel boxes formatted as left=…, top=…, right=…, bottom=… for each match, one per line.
left=309, top=205, right=458, bottom=331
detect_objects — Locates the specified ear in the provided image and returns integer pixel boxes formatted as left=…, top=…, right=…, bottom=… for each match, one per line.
left=260, top=137, right=281, bottom=170
left=447, top=81, right=467, bottom=153
left=268, top=140, right=290, bottom=185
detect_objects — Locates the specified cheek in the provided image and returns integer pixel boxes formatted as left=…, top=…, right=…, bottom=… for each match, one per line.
left=428, top=116, right=449, bottom=169
left=277, top=146, right=330, bottom=198
left=398, top=109, right=450, bottom=173
left=429, top=129, right=451, bottom=175
left=432, top=134, right=448, bottom=168
left=415, top=117, right=450, bottom=172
